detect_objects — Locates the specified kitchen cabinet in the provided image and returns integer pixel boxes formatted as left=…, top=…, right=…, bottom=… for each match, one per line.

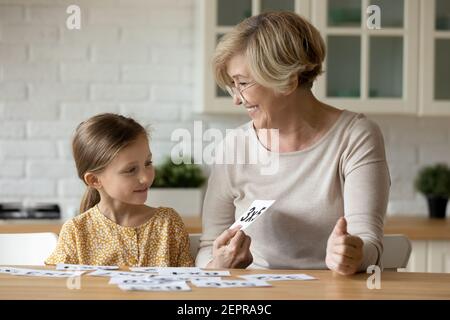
left=195, top=0, right=450, bottom=115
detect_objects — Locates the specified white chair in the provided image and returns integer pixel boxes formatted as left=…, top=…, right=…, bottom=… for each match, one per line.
left=382, top=234, right=412, bottom=270
left=189, top=233, right=201, bottom=260
left=0, top=233, right=58, bottom=266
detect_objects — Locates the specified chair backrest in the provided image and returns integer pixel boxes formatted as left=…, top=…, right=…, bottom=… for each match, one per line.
left=189, top=233, right=201, bottom=261
left=382, top=234, right=412, bottom=270
left=0, top=233, right=58, bottom=265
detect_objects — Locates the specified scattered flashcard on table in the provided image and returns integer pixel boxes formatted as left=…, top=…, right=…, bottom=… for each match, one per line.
left=157, top=270, right=231, bottom=277
left=88, top=270, right=152, bottom=278
left=56, top=263, right=119, bottom=271
left=129, top=267, right=202, bottom=274
left=0, top=266, right=84, bottom=278
left=191, top=279, right=271, bottom=288
left=229, top=200, right=275, bottom=230
left=109, top=278, right=181, bottom=285
left=109, top=276, right=222, bottom=285
left=239, top=274, right=317, bottom=281
left=118, top=281, right=191, bottom=292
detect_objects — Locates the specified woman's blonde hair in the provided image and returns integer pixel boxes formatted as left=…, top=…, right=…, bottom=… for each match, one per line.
left=72, top=113, right=149, bottom=213
left=213, top=11, right=326, bottom=92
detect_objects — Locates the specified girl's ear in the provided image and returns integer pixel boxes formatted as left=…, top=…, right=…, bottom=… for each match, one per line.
left=84, top=172, right=102, bottom=189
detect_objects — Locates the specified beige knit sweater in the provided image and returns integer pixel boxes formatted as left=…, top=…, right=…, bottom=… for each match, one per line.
left=195, top=110, right=390, bottom=271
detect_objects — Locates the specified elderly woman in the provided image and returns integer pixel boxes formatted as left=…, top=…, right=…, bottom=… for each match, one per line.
left=195, top=11, right=390, bottom=275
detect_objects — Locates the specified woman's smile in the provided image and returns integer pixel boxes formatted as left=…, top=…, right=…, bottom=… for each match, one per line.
left=245, top=105, right=260, bottom=115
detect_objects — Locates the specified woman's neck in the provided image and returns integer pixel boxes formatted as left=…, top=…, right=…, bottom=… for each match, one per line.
left=257, top=88, right=342, bottom=153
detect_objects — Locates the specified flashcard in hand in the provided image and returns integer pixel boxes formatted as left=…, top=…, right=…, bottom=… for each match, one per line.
left=56, top=263, right=119, bottom=271
left=239, top=273, right=317, bottom=281
left=229, top=200, right=275, bottom=230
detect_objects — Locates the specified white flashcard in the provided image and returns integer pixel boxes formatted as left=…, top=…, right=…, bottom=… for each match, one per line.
left=110, top=276, right=222, bottom=285
left=128, top=267, right=159, bottom=273
left=157, top=270, right=231, bottom=277
left=109, top=278, right=181, bottom=285
left=0, top=266, right=84, bottom=278
left=229, top=200, right=275, bottom=230
left=88, top=270, right=151, bottom=278
left=118, top=281, right=191, bottom=292
left=191, top=279, right=271, bottom=288
left=56, top=263, right=119, bottom=271
left=239, top=273, right=317, bottom=281
left=0, top=267, right=23, bottom=275
left=129, top=267, right=202, bottom=274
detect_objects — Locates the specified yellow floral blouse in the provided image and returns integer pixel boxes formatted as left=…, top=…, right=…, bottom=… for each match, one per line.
left=45, top=206, right=194, bottom=267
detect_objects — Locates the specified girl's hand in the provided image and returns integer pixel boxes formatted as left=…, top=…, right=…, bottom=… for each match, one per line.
left=206, top=227, right=253, bottom=269
left=325, top=217, right=364, bottom=275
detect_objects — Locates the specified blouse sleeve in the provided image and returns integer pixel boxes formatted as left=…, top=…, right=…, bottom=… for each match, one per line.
left=45, top=220, right=79, bottom=265
left=342, top=116, right=391, bottom=271
left=170, top=211, right=195, bottom=267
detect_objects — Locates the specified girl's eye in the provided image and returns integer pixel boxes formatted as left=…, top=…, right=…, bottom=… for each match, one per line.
left=239, top=82, right=247, bottom=86
left=125, top=167, right=136, bottom=174
left=145, top=161, right=153, bottom=167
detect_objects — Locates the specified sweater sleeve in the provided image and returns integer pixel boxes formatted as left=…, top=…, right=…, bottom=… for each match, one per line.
left=342, top=116, right=391, bottom=272
left=195, top=163, right=236, bottom=267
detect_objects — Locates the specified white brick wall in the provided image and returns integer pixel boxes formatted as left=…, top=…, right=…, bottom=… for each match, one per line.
left=0, top=0, right=449, bottom=219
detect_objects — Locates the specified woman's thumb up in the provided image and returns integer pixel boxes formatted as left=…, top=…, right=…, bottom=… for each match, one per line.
left=332, top=217, right=348, bottom=237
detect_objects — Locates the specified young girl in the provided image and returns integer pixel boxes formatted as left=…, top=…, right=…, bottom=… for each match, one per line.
left=46, top=113, right=194, bottom=267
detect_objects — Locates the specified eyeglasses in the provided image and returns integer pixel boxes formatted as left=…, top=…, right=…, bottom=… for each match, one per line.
left=225, top=82, right=257, bottom=106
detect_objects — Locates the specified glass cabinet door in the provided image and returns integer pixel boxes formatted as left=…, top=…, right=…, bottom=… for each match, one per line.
left=326, top=0, right=362, bottom=98
left=327, top=36, right=361, bottom=97
left=434, top=39, right=450, bottom=100
left=261, top=0, right=296, bottom=13
left=217, top=0, right=252, bottom=26
left=328, top=0, right=361, bottom=27
left=369, top=36, right=403, bottom=98
left=435, top=0, right=450, bottom=30
left=313, top=0, right=418, bottom=114
left=419, top=0, right=450, bottom=115
left=434, top=0, right=450, bottom=100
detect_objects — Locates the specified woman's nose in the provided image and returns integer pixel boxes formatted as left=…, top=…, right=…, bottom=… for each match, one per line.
left=232, top=95, right=242, bottom=106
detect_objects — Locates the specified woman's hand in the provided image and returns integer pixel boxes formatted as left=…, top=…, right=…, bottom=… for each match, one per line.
left=325, top=217, right=364, bottom=275
left=206, top=227, right=253, bottom=269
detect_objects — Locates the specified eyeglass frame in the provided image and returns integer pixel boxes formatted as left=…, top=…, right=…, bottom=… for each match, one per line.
left=225, top=81, right=257, bottom=105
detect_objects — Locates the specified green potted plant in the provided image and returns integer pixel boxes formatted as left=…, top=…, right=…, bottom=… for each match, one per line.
left=414, top=163, right=450, bottom=219
left=146, top=157, right=206, bottom=217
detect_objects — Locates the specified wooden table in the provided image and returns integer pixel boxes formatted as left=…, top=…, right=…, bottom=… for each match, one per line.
left=2, top=216, right=450, bottom=240
left=1, top=267, right=450, bottom=300
left=383, top=216, right=450, bottom=240
left=0, top=216, right=202, bottom=234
